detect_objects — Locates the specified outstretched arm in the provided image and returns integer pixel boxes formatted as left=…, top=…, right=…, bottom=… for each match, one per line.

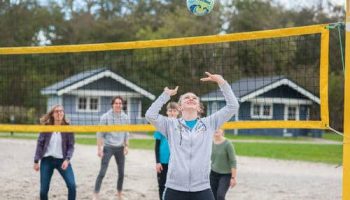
left=154, top=139, right=163, bottom=173
left=202, top=72, right=239, bottom=130
left=145, top=86, right=178, bottom=137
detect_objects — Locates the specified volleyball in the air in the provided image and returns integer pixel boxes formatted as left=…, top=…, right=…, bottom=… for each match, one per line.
left=186, top=0, right=215, bottom=16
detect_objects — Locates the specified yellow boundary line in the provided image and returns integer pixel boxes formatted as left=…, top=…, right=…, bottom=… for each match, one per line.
left=0, top=24, right=327, bottom=55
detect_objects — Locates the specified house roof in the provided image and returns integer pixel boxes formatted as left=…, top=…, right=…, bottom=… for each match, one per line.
left=41, top=68, right=155, bottom=100
left=201, top=75, right=320, bottom=104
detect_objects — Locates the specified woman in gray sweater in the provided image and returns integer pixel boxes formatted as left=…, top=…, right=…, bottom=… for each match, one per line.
left=146, top=72, right=239, bottom=200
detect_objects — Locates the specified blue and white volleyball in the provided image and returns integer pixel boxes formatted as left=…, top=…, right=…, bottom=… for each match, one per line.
left=186, top=0, right=215, bottom=16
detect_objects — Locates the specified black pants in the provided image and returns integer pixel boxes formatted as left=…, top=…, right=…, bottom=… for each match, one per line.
left=157, top=163, right=168, bottom=200
left=210, top=170, right=231, bottom=200
left=94, top=146, right=125, bottom=193
left=163, top=188, right=215, bottom=200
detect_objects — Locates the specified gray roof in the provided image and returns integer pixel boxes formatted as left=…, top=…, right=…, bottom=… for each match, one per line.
left=201, top=75, right=286, bottom=100
left=41, top=67, right=156, bottom=100
left=41, top=68, right=106, bottom=95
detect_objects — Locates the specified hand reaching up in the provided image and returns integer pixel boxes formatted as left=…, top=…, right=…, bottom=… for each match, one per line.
left=164, top=86, right=179, bottom=96
left=200, top=72, right=225, bottom=85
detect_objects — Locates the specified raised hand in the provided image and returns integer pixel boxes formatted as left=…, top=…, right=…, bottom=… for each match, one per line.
left=200, top=72, right=225, bottom=85
left=164, top=86, right=179, bottom=96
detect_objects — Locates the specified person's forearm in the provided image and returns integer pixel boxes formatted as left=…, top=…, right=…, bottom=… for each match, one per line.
left=145, top=91, right=175, bottom=138
left=34, top=133, right=45, bottom=163
left=124, top=133, right=129, bottom=147
left=155, top=139, right=161, bottom=163
left=97, top=138, right=104, bottom=150
left=231, top=168, right=237, bottom=178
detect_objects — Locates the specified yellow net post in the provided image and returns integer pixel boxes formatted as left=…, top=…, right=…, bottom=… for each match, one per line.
left=343, top=1, right=350, bottom=199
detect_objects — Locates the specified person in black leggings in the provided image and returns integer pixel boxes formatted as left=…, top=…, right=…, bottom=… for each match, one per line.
left=210, top=129, right=237, bottom=200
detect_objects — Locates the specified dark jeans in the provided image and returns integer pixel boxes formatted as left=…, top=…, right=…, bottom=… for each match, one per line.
left=157, top=164, right=168, bottom=200
left=163, top=188, right=215, bottom=200
left=210, top=170, right=231, bottom=200
left=40, top=156, right=76, bottom=200
left=94, top=146, right=125, bottom=193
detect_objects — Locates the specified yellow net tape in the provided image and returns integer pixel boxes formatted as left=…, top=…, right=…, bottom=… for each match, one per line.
left=0, top=24, right=327, bottom=55
left=0, top=24, right=329, bottom=133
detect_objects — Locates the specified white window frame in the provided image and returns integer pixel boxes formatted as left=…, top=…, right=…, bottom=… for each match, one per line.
left=250, top=103, right=273, bottom=119
left=284, top=105, right=299, bottom=121
left=76, top=96, right=100, bottom=112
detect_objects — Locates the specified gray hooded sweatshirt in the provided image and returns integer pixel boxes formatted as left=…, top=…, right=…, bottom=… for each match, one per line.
left=97, top=109, right=130, bottom=147
left=145, top=81, right=239, bottom=192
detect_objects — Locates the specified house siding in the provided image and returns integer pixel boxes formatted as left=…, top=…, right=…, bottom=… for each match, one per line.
left=238, top=102, right=283, bottom=136
left=62, top=95, right=143, bottom=125
left=62, top=94, right=102, bottom=125
left=129, top=98, right=142, bottom=124
left=47, top=95, right=63, bottom=112
left=207, top=101, right=321, bottom=137
left=42, top=69, right=154, bottom=126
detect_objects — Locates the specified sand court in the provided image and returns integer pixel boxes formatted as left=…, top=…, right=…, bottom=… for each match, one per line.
left=0, top=139, right=342, bottom=200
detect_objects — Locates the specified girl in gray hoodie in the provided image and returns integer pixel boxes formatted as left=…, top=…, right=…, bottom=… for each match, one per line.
left=146, top=72, right=239, bottom=200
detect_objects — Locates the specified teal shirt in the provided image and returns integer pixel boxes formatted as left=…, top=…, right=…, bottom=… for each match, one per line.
left=211, top=140, right=237, bottom=174
left=185, top=119, right=197, bottom=130
left=154, top=131, right=170, bottom=164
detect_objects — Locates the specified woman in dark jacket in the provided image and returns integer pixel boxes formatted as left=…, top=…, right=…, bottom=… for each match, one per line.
left=33, top=105, right=76, bottom=200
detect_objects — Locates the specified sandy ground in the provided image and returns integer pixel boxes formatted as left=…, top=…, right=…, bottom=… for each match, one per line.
left=0, top=139, right=342, bottom=200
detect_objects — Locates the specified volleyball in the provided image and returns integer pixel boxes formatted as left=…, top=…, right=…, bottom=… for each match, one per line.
left=186, top=0, right=215, bottom=16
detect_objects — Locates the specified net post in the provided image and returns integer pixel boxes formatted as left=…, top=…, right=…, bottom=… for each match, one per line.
left=343, top=1, right=350, bottom=200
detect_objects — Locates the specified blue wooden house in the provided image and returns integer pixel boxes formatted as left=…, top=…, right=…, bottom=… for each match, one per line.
left=41, top=68, right=155, bottom=125
left=201, top=76, right=322, bottom=137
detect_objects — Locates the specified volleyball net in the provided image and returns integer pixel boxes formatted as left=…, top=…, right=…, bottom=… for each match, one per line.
left=0, top=24, right=331, bottom=133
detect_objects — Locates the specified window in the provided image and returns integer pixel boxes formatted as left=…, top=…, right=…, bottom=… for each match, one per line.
left=253, top=104, right=260, bottom=116
left=78, top=97, right=87, bottom=110
left=251, top=103, right=273, bottom=119
left=263, top=105, right=271, bottom=116
left=287, top=106, right=297, bottom=120
left=90, top=98, right=98, bottom=110
left=77, top=97, right=99, bottom=112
